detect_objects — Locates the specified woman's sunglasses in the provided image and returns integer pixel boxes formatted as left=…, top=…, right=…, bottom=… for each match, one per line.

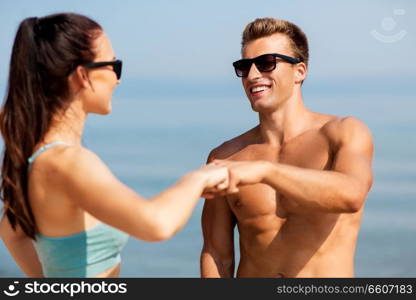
left=83, top=59, right=123, bottom=80
left=232, top=54, right=300, bottom=77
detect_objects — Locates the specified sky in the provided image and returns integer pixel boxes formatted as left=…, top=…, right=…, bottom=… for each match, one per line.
left=0, top=0, right=415, bottom=94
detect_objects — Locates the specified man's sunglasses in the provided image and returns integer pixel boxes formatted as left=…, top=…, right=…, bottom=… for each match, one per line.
left=232, top=54, right=300, bottom=77
left=83, top=59, right=123, bottom=80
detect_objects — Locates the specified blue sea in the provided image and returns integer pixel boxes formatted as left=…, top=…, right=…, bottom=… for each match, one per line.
left=0, top=80, right=415, bottom=277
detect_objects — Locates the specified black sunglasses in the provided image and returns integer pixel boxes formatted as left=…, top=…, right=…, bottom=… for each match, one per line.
left=83, top=59, right=123, bottom=80
left=232, top=54, right=300, bottom=77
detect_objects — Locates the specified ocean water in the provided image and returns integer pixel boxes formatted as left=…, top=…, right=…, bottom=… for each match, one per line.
left=0, top=89, right=415, bottom=277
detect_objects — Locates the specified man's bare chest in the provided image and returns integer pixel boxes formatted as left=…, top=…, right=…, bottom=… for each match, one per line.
left=225, top=132, right=334, bottom=218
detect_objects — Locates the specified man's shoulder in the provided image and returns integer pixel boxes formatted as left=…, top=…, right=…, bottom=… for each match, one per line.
left=207, top=127, right=258, bottom=162
left=321, top=116, right=373, bottom=146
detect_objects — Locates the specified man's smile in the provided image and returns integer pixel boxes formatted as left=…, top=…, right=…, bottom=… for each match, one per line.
left=248, top=83, right=272, bottom=100
left=250, top=85, right=271, bottom=94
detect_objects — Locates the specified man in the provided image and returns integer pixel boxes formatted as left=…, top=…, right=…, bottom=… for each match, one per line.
left=200, top=18, right=373, bottom=278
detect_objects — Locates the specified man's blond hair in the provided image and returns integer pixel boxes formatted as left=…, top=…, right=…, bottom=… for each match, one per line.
left=242, top=18, right=309, bottom=67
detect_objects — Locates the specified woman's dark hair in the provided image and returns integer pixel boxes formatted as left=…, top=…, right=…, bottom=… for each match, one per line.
left=0, top=13, right=102, bottom=239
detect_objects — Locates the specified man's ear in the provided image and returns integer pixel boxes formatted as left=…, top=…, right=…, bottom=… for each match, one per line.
left=294, top=62, right=307, bottom=84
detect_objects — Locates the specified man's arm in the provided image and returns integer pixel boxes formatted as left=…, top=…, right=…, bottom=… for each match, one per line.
left=201, top=150, right=236, bottom=277
left=0, top=216, right=44, bottom=277
left=200, top=194, right=236, bottom=277
left=221, top=117, right=374, bottom=213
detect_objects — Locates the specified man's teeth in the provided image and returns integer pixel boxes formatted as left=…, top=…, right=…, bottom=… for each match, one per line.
left=251, top=86, right=269, bottom=93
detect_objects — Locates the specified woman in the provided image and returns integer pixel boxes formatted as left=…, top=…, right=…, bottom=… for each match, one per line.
left=0, top=13, right=229, bottom=277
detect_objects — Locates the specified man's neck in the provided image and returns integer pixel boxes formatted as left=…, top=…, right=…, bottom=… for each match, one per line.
left=258, top=91, right=312, bottom=146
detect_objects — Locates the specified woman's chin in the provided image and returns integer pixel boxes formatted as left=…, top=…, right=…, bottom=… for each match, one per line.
left=97, top=103, right=112, bottom=115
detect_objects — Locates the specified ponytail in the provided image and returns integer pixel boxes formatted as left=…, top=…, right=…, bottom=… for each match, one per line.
left=0, top=13, right=102, bottom=239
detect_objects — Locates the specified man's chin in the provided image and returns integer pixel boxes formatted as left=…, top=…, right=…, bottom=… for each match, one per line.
left=250, top=99, right=273, bottom=113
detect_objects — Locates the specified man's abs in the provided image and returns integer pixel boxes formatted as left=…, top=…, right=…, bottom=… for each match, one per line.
left=228, top=181, right=362, bottom=278
left=233, top=208, right=362, bottom=277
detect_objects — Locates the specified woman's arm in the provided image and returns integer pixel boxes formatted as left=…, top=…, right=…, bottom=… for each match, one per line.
left=57, top=147, right=228, bottom=242
left=0, top=216, right=43, bottom=277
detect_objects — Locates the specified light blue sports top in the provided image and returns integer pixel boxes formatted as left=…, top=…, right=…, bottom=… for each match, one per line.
left=28, top=141, right=129, bottom=277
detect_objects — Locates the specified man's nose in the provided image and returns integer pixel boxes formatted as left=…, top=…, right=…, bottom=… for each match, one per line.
left=247, top=63, right=262, bottom=80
